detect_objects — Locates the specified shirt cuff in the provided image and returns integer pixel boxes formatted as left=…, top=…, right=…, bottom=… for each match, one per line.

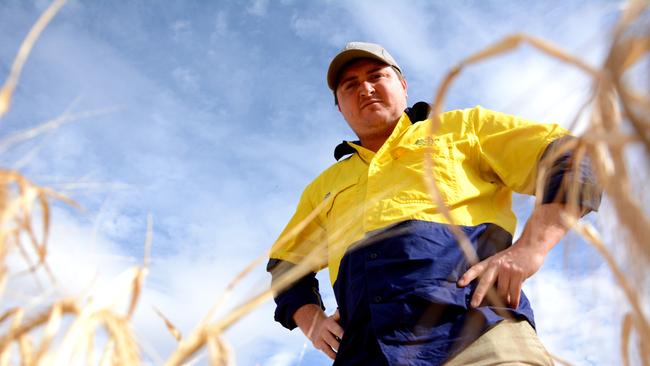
left=540, top=136, right=602, bottom=213
left=267, top=258, right=325, bottom=330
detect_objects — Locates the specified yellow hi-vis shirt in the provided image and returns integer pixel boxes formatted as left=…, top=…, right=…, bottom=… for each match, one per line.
left=270, top=106, right=569, bottom=285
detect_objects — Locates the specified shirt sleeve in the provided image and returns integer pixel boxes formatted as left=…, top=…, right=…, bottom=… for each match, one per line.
left=539, top=136, right=602, bottom=213
left=266, top=259, right=325, bottom=330
left=470, top=106, right=570, bottom=194
left=268, top=181, right=327, bottom=267
left=267, top=181, right=328, bottom=330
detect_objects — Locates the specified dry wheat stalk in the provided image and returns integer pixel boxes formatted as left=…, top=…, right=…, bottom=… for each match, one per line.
left=423, top=1, right=649, bottom=364
left=0, top=0, right=648, bottom=365
left=165, top=2, right=649, bottom=365
left=0, top=0, right=67, bottom=119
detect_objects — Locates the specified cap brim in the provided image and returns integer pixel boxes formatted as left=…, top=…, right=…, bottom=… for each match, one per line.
left=327, top=50, right=391, bottom=91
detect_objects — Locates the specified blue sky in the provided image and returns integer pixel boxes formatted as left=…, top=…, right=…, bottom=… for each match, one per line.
left=0, top=0, right=645, bottom=365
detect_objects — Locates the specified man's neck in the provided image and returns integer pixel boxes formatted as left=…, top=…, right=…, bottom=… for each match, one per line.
left=359, top=139, right=386, bottom=153
left=359, top=117, right=403, bottom=152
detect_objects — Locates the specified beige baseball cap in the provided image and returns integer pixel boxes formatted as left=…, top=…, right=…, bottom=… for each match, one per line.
left=327, top=41, right=402, bottom=91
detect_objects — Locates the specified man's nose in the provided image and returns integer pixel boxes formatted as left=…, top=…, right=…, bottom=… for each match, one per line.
left=359, top=81, right=375, bottom=96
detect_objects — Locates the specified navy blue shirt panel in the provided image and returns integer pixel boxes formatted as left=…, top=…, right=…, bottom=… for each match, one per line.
left=333, top=220, right=535, bottom=365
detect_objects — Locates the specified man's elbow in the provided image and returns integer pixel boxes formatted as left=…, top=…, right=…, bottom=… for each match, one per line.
left=538, top=136, right=603, bottom=216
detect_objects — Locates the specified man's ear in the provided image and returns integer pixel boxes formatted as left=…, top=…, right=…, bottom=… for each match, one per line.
left=401, top=78, right=408, bottom=100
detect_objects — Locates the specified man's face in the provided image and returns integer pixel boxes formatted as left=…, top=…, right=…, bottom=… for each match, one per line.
left=335, top=59, right=408, bottom=148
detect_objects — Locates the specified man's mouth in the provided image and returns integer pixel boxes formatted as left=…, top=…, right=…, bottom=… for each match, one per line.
left=360, top=100, right=382, bottom=109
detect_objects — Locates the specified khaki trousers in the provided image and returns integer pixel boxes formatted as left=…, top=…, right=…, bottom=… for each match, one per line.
left=444, top=320, right=554, bottom=366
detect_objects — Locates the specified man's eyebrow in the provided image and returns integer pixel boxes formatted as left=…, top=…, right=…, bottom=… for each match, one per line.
left=365, top=67, right=386, bottom=74
left=339, top=66, right=389, bottom=86
left=339, top=74, right=358, bottom=86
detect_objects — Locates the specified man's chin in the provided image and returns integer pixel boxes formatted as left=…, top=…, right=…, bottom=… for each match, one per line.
left=361, top=108, right=388, bottom=120
left=362, top=109, right=399, bottom=125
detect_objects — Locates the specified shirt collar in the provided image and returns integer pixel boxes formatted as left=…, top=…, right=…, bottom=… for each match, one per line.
left=333, top=102, right=430, bottom=161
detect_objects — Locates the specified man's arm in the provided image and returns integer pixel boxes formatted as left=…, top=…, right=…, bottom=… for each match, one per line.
left=458, top=136, right=601, bottom=308
left=458, top=202, right=569, bottom=308
left=293, top=304, right=344, bottom=360
left=267, top=259, right=344, bottom=360
left=266, top=259, right=325, bottom=328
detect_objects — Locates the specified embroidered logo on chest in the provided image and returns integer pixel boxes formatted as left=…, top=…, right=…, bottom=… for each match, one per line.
left=414, top=136, right=436, bottom=146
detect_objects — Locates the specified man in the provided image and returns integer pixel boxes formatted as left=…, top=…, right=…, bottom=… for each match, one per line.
left=267, top=42, right=599, bottom=365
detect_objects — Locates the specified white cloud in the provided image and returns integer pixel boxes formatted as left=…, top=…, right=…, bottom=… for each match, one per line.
left=212, top=11, right=229, bottom=39
left=1, top=203, right=310, bottom=364
left=262, top=350, right=297, bottom=366
left=0, top=2, right=643, bottom=366
left=171, top=20, right=192, bottom=43
left=526, top=264, right=637, bottom=365
left=247, top=0, right=269, bottom=17
left=338, top=1, right=614, bottom=120
left=172, top=67, right=200, bottom=94
left=288, top=10, right=355, bottom=47
left=289, top=14, right=320, bottom=39
left=5, top=207, right=135, bottom=303
left=339, top=1, right=441, bottom=82
left=471, top=55, right=594, bottom=128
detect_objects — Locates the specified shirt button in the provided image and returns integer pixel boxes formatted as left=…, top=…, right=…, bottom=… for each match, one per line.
left=374, top=296, right=382, bottom=303
left=369, top=252, right=378, bottom=260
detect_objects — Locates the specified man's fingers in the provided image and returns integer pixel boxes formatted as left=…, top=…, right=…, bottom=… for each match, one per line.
left=470, top=265, right=497, bottom=308
left=318, top=342, right=337, bottom=360
left=325, top=312, right=344, bottom=339
left=496, top=266, right=511, bottom=303
left=458, top=261, right=487, bottom=287
left=322, top=330, right=340, bottom=352
left=328, top=321, right=344, bottom=340
left=313, top=312, right=344, bottom=360
left=508, top=270, right=524, bottom=308
left=324, top=319, right=343, bottom=346
left=315, top=330, right=338, bottom=360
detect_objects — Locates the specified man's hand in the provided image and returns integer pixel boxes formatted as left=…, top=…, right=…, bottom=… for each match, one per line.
left=458, top=242, right=545, bottom=308
left=293, top=304, right=344, bottom=360
left=458, top=203, right=570, bottom=308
